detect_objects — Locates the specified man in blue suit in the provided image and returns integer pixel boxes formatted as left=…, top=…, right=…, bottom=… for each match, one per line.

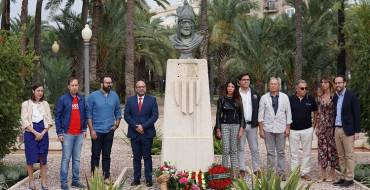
left=332, top=75, right=361, bottom=188
left=124, top=80, right=158, bottom=187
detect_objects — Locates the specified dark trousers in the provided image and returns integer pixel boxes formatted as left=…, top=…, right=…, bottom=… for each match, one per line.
left=131, top=136, right=153, bottom=183
left=91, top=130, right=114, bottom=179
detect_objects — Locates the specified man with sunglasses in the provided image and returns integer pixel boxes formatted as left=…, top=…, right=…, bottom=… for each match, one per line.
left=289, top=80, right=317, bottom=181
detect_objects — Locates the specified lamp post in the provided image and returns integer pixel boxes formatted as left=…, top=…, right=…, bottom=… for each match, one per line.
left=81, top=24, right=92, bottom=96
left=51, top=41, right=60, bottom=56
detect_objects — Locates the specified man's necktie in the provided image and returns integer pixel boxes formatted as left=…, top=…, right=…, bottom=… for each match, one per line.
left=138, top=97, right=143, bottom=112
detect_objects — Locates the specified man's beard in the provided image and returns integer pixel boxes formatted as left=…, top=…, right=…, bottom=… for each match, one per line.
left=103, top=86, right=111, bottom=93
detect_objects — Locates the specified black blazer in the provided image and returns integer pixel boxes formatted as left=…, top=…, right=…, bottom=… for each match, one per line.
left=239, top=88, right=260, bottom=128
left=333, top=89, right=361, bottom=136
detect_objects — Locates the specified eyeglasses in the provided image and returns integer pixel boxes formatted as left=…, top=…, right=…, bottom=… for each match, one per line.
left=334, top=82, right=344, bottom=84
left=300, top=87, right=308, bottom=90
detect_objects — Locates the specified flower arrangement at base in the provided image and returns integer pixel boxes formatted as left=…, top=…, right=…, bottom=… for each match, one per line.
left=206, top=164, right=232, bottom=190
left=155, top=162, right=177, bottom=190
left=176, top=171, right=199, bottom=190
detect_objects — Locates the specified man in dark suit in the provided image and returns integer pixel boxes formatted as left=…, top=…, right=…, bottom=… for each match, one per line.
left=332, top=75, right=361, bottom=188
left=124, top=80, right=158, bottom=187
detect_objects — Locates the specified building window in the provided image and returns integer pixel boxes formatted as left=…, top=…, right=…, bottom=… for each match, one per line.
left=265, top=0, right=276, bottom=10
left=285, top=7, right=295, bottom=17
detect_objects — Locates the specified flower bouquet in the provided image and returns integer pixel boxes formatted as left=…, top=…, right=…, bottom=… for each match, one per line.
left=177, top=171, right=202, bottom=190
left=155, top=162, right=177, bottom=190
left=206, top=164, right=232, bottom=190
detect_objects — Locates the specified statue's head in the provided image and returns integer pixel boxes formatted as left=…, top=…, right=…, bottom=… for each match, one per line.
left=176, top=0, right=196, bottom=38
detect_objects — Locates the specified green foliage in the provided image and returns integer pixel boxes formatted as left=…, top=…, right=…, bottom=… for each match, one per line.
left=0, top=31, right=34, bottom=159
left=87, top=170, right=118, bottom=190
left=40, top=56, right=71, bottom=104
left=232, top=168, right=311, bottom=190
left=345, top=1, right=370, bottom=142
left=213, top=137, right=223, bottom=155
left=151, top=134, right=162, bottom=155
left=0, top=163, right=28, bottom=189
left=354, top=164, right=370, bottom=187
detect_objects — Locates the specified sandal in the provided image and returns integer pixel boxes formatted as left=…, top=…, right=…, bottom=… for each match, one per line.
left=41, top=185, right=49, bottom=190
left=28, top=182, right=36, bottom=190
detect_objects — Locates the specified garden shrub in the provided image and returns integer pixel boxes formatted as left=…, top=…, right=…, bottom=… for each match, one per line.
left=0, top=31, right=33, bottom=159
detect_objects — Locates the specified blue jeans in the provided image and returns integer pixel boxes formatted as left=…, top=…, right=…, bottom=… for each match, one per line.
left=60, top=133, right=84, bottom=185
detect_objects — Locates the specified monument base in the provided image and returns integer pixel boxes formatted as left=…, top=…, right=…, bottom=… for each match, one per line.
left=161, top=59, right=214, bottom=171
left=162, top=136, right=214, bottom=171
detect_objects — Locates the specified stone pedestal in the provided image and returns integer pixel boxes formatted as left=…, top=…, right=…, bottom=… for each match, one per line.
left=161, top=59, right=214, bottom=171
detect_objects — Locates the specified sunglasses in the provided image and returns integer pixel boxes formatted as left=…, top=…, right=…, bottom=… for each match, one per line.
left=300, top=87, right=308, bottom=90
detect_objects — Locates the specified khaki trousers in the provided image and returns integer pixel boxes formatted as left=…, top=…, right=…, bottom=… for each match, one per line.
left=335, top=127, right=355, bottom=180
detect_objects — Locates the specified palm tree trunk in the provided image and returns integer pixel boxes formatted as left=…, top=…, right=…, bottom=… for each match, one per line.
left=34, top=0, right=43, bottom=55
left=294, top=0, right=303, bottom=83
left=134, top=58, right=146, bottom=82
left=1, top=0, right=10, bottom=30
left=200, top=0, right=213, bottom=97
left=20, top=0, right=28, bottom=54
left=200, top=0, right=208, bottom=59
left=90, top=0, right=102, bottom=84
left=33, top=0, right=43, bottom=83
left=217, top=46, right=229, bottom=96
left=337, top=0, right=346, bottom=75
left=125, top=0, right=135, bottom=99
left=82, top=0, right=89, bottom=24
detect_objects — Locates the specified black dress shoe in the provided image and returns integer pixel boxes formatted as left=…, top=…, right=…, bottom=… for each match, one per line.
left=131, top=181, right=140, bottom=186
left=340, top=180, right=354, bottom=187
left=146, top=181, right=153, bottom=187
left=333, top=179, right=346, bottom=186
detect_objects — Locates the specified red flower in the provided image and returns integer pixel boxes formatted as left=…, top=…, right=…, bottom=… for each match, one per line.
left=207, top=165, right=232, bottom=190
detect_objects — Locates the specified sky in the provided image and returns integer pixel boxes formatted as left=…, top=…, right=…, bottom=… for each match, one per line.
left=7, top=0, right=179, bottom=22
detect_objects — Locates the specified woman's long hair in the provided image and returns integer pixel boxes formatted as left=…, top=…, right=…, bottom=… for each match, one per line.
left=31, top=83, right=45, bottom=101
left=317, top=76, right=334, bottom=97
left=224, top=81, right=242, bottom=107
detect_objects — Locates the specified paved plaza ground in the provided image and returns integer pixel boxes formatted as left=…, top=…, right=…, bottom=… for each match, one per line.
left=2, top=104, right=369, bottom=190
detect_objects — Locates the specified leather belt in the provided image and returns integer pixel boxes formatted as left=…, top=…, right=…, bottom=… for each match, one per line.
left=246, top=121, right=252, bottom=125
left=335, top=125, right=342, bottom=128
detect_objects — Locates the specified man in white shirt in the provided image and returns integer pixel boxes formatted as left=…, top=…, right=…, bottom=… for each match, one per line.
left=258, top=77, right=292, bottom=179
left=237, top=73, right=261, bottom=177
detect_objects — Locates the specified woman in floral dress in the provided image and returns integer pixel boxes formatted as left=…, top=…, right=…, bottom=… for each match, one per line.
left=315, top=77, right=338, bottom=182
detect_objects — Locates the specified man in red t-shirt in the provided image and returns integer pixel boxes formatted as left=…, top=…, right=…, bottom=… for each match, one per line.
left=55, top=78, right=87, bottom=190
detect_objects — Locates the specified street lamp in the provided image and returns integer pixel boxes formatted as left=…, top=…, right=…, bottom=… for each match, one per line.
left=81, top=24, right=92, bottom=96
left=51, top=41, right=60, bottom=55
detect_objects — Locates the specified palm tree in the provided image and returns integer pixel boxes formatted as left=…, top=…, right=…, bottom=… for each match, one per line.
left=45, top=0, right=90, bottom=84
left=294, top=0, right=303, bottom=82
left=21, top=0, right=28, bottom=53
left=90, top=0, right=103, bottom=84
left=32, top=0, right=44, bottom=82
left=1, top=0, right=11, bottom=30
left=125, top=0, right=135, bottom=98
left=46, top=0, right=88, bottom=23
left=199, top=0, right=213, bottom=96
left=228, top=17, right=275, bottom=94
left=208, top=0, right=257, bottom=95
left=34, top=0, right=43, bottom=55
left=200, top=0, right=208, bottom=59
left=278, top=0, right=337, bottom=90
left=124, top=0, right=169, bottom=99
left=337, top=0, right=346, bottom=75
left=133, top=10, right=175, bottom=82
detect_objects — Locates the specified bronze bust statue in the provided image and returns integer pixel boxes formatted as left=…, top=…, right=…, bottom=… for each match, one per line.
left=169, top=0, right=203, bottom=59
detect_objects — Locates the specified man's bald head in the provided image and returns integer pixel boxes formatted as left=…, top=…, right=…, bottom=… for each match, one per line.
left=135, top=80, right=146, bottom=96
